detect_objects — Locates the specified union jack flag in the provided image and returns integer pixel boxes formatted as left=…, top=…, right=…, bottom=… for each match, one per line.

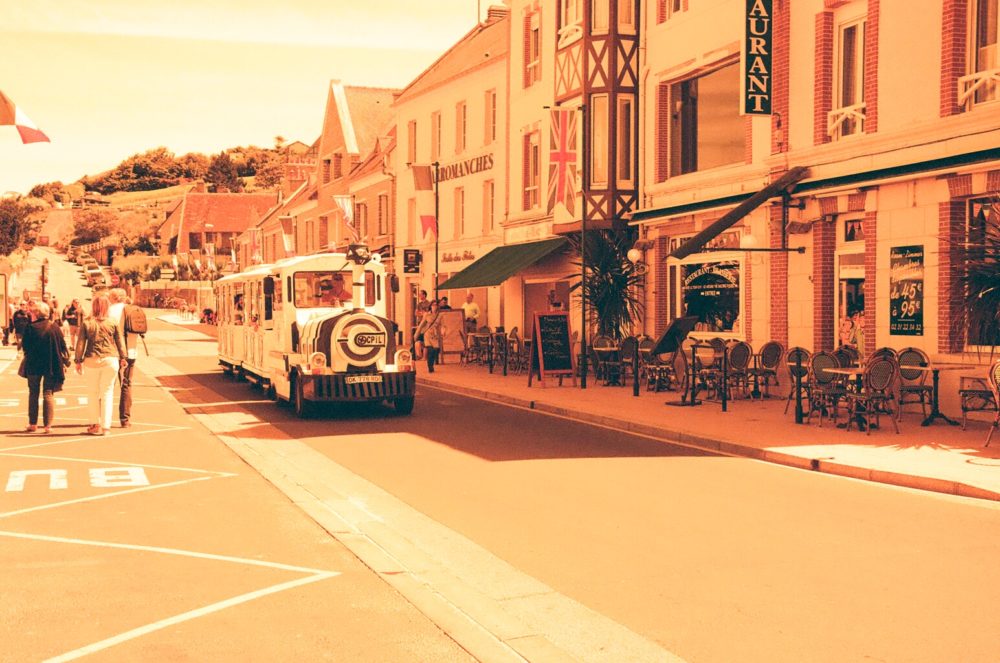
left=547, top=108, right=578, bottom=216
left=334, top=195, right=358, bottom=242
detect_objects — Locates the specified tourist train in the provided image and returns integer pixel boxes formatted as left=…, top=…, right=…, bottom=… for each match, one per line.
left=213, top=244, right=415, bottom=416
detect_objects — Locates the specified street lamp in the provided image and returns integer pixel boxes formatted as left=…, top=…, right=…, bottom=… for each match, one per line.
left=41, top=258, right=49, bottom=297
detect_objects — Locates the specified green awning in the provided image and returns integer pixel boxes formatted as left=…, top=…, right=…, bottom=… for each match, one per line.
left=438, top=237, right=568, bottom=289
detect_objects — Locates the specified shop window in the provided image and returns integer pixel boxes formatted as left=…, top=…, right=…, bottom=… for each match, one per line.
left=961, top=0, right=1000, bottom=108
left=669, top=61, right=745, bottom=176
left=829, top=19, right=866, bottom=140
left=967, top=197, right=1000, bottom=346
left=678, top=260, right=742, bottom=334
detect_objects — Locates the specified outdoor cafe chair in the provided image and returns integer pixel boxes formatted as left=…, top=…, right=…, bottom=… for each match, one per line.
left=833, top=345, right=859, bottom=369
left=748, top=340, right=784, bottom=397
left=897, top=347, right=933, bottom=421
left=959, top=374, right=996, bottom=430
left=844, top=357, right=900, bottom=434
left=617, top=336, right=640, bottom=386
left=725, top=340, right=753, bottom=399
left=783, top=347, right=812, bottom=415
left=986, top=360, right=1000, bottom=447
left=807, top=351, right=846, bottom=427
left=644, top=352, right=675, bottom=392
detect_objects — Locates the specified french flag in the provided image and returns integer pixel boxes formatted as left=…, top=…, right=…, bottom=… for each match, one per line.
left=0, top=90, right=50, bottom=144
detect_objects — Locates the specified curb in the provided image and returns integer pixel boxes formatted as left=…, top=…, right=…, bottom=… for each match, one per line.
left=420, top=377, right=1000, bottom=503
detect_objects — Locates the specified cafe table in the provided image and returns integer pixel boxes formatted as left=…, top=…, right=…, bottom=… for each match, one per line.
left=592, top=343, right=621, bottom=385
left=906, top=364, right=977, bottom=427
left=826, top=366, right=869, bottom=430
left=465, top=332, right=492, bottom=366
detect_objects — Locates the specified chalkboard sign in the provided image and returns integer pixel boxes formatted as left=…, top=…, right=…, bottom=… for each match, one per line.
left=889, top=245, right=924, bottom=336
left=528, top=311, right=576, bottom=387
left=438, top=309, right=466, bottom=359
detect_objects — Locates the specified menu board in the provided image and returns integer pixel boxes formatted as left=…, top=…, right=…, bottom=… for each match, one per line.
left=528, top=311, right=576, bottom=386
left=889, top=245, right=924, bottom=336
left=438, top=309, right=467, bottom=358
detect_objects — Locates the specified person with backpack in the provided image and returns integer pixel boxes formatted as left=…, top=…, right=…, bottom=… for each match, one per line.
left=63, top=298, right=83, bottom=347
left=108, top=288, right=146, bottom=428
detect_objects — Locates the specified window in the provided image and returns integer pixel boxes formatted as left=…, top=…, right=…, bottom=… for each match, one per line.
left=963, top=0, right=1000, bottom=107
left=322, top=159, right=331, bottom=184
left=407, top=120, right=417, bottom=163
left=483, top=180, right=495, bottom=233
left=844, top=219, right=865, bottom=243
left=333, top=153, right=344, bottom=179
left=524, top=12, right=541, bottom=87
left=356, top=202, right=368, bottom=240
left=830, top=19, right=866, bottom=139
left=967, top=197, right=1000, bottom=345
left=678, top=260, right=743, bottom=334
left=616, top=94, right=634, bottom=185
left=431, top=111, right=441, bottom=160
left=617, top=0, right=635, bottom=33
left=456, top=101, right=467, bottom=153
left=590, top=94, right=609, bottom=187
left=657, top=0, right=683, bottom=23
left=293, top=271, right=353, bottom=308
left=454, top=187, right=465, bottom=239
left=669, top=61, right=745, bottom=176
left=559, top=0, right=584, bottom=45
left=484, top=89, right=497, bottom=145
left=592, top=0, right=609, bottom=33
left=523, top=131, right=541, bottom=210
left=407, top=197, right=416, bottom=243
left=377, top=193, right=389, bottom=235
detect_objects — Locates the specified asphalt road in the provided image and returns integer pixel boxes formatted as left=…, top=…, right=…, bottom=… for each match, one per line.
left=153, top=327, right=1000, bottom=663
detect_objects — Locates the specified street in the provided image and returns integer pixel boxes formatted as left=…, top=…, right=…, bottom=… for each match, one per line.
left=2, top=249, right=999, bottom=662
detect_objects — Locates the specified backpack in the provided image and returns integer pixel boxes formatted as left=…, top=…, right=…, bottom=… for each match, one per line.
left=123, top=305, right=147, bottom=335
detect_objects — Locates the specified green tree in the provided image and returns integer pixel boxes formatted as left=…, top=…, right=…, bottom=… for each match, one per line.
left=28, top=181, right=66, bottom=204
left=72, top=208, right=118, bottom=245
left=252, top=151, right=284, bottom=190
left=568, top=228, right=645, bottom=341
left=175, top=152, right=210, bottom=180
left=206, top=152, right=242, bottom=192
left=0, top=198, right=44, bottom=256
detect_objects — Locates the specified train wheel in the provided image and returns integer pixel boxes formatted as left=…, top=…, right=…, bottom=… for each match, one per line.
left=265, top=383, right=277, bottom=401
left=393, top=396, right=415, bottom=415
left=235, top=366, right=246, bottom=382
left=293, top=375, right=312, bottom=418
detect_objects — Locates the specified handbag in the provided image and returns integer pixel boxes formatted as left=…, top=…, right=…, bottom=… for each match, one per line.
left=17, top=357, right=26, bottom=378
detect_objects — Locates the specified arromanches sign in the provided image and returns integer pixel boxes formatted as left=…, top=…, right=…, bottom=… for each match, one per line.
left=436, top=153, right=494, bottom=183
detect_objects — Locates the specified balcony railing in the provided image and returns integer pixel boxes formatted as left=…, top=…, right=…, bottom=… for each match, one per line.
left=958, top=67, right=1000, bottom=108
left=827, top=102, right=866, bottom=140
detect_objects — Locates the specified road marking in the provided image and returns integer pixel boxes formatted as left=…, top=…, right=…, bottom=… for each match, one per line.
left=4, top=467, right=151, bottom=491
left=0, top=451, right=237, bottom=477
left=0, top=424, right=192, bottom=452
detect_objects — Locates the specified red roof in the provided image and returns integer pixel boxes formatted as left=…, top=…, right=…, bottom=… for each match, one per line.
left=179, top=192, right=278, bottom=233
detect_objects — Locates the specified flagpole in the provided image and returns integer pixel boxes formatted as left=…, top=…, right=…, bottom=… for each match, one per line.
left=433, top=161, right=440, bottom=300
left=579, top=103, right=588, bottom=389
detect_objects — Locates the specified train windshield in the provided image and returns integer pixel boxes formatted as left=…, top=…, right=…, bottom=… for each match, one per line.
left=293, top=271, right=353, bottom=308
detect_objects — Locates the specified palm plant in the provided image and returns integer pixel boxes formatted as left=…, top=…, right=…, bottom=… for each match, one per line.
left=957, top=197, right=1000, bottom=352
left=567, top=228, right=644, bottom=341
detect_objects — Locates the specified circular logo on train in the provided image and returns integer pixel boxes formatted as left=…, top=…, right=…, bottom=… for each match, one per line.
left=333, top=313, right=387, bottom=366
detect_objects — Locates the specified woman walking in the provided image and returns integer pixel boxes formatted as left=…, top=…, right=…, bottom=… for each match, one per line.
left=415, top=299, right=444, bottom=373
left=21, top=302, right=69, bottom=433
left=74, top=295, right=126, bottom=436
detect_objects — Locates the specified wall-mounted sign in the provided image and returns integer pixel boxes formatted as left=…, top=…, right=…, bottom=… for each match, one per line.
left=442, top=250, right=476, bottom=263
left=670, top=230, right=742, bottom=253
left=742, top=0, right=773, bottom=115
left=403, top=249, right=421, bottom=274
left=681, top=261, right=741, bottom=333
left=889, top=245, right=924, bottom=336
left=436, top=153, right=494, bottom=183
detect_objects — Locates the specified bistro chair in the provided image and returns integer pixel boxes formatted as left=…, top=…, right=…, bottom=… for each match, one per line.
left=844, top=358, right=900, bottom=434
left=783, top=347, right=812, bottom=415
left=808, top=351, right=846, bottom=427
left=748, top=340, right=785, bottom=397
left=617, top=336, right=640, bottom=386
left=725, top=340, right=753, bottom=399
left=867, top=347, right=898, bottom=363
left=833, top=345, right=859, bottom=369
left=959, top=375, right=996, bottom=430
left=986, top=360, right=1000, bottom=447
left=896, top=347, right=932, bottom=421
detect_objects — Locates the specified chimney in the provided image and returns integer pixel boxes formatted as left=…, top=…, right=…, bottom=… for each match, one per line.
left=486, top=5, right=510, bottom=22
left=193, top=180, right=207, bottom=194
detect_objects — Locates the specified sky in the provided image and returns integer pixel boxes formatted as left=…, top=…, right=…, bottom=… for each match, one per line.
left=0, top=0, right=490, bottom=195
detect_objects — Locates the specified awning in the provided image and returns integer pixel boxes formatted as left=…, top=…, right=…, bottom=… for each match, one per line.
left=437, top=237, right=568, bottom=289
left=668, top=166, right=809, bottom=260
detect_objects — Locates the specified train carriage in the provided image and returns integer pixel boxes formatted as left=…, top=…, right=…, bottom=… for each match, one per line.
left=214, top=244, right=415, bottom=416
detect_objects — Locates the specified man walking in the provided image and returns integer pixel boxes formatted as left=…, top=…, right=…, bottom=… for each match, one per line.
left=461, top=292, right=480, bottom=333
left=107, top=288, right=135, bottom=428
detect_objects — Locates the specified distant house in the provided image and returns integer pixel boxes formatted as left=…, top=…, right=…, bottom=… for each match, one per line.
left=157, top=192, right=278, bottom=265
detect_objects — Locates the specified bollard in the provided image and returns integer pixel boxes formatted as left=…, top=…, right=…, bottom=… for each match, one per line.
left=794, top=352, right=804, bottom=424
left=721, top=347, right=728, bottom=412
left=502, top=335, right=508, bottom=376
left=632, top=346, right=640, bottom=397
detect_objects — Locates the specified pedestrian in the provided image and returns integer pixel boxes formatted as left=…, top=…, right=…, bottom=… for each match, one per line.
left=63, top=298, right=83, bottom=347
left=74, top=294, right=126, bottom=436
left=438, top=296, right=452, bottom=310
left=10, top=300, right=31, bottom=351
left=20, top=301, right=70, bottom=434
left=461, top=292, right=480, bottom=333
left=108, top=288, right=137, bottom=428
left=415, top=299, right=444, bottom=373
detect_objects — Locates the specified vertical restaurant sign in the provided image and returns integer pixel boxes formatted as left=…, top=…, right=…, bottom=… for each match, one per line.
left=889, top=245, right=924, bottom=336
left=742, top=0, right=772, bottom=115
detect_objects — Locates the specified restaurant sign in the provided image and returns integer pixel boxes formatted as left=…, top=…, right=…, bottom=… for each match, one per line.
left=889, top=245, right=924, bottom=336
left=741, top=0, right=772, bottom=115
left=681, top=261, right=741, bottom=333
left=436, top=153, right=495, bottom=184
left=403, top=249, right=421, bottom=274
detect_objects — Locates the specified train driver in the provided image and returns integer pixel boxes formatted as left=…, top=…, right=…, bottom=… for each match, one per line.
left=319, top=274, right=351, bottom=306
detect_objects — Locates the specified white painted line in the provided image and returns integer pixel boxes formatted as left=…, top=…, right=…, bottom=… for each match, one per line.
left=0, top=476, right=219, bottom=519
left=43, top=573, right=338, bottom=663
left=0, top=529, right=339, bottom=574
left=0, top=425, right=192, bottom=452
left=0, top=451, right=237, bottom=477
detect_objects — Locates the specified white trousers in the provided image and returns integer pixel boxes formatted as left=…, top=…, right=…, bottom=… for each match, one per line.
left=86, top=357, right=120, bottom=430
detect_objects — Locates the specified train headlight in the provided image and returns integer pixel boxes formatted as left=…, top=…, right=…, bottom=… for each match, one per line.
left=392, top=349, right=414, bottom=372
left=308, top=351, right=327, bottom=374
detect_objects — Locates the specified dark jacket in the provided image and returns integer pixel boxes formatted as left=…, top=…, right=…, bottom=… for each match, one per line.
left=22, top=318, right=68, bottom=384
left=11, top=309, right=30, bottom=335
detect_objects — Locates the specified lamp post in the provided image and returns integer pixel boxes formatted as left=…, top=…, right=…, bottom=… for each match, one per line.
left=579, top=103, right=589, bottom=389
left=433, top=161, right=440, bottom=300
left=41, top=258, right=49, bottom=298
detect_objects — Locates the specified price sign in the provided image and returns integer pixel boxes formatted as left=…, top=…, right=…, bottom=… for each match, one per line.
left=889, top=245, right=924, bottom=336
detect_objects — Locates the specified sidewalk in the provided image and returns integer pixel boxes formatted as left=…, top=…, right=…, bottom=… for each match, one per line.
left=419, top=361, right=1000, bottom=502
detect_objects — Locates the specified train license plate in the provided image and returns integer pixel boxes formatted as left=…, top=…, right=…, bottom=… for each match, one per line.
left=345, top=375, right=383, bottom=384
